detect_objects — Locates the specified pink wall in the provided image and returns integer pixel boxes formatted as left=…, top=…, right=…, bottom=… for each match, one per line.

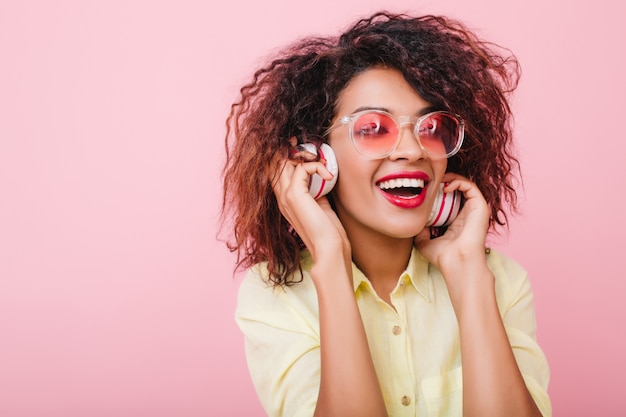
left=1, top=1, right=624, bottom=415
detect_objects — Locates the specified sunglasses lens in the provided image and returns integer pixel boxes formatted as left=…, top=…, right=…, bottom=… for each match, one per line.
left=347, top=111, right=462, bottom=158
left=352, top=112, right=398, bottom=157
left=417, top=113, right=461, bottom=157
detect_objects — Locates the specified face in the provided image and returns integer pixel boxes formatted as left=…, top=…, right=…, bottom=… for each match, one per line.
left=328, top=67, right=448, bottom=241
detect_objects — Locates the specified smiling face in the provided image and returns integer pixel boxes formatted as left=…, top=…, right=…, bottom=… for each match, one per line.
left=328, top=67, right=448, bottom=243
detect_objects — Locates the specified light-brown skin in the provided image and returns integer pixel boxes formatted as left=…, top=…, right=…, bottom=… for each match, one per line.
left=272, top=68, right=542, bottom=417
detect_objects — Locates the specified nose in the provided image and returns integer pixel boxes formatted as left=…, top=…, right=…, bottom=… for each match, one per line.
left=389, top=122, right=426, bottom=161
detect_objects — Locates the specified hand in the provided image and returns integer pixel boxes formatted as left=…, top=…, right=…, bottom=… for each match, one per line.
left=271, top=147, right=351, bottom=266
left=414, top=173, right=490, bottom=277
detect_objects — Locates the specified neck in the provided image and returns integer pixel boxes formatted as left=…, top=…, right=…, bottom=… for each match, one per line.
left=349, top=229, right=414, bottom=302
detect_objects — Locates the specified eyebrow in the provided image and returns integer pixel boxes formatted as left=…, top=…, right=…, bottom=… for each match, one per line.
left=350, top=105, right=441, bottom=116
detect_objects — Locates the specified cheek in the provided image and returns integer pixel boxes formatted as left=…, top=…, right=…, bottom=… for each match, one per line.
left=334, top=158, right=364, bottom=193
left=332, top=153, right=378, bottom=198
left=329, top=137, right=362, bottom=181
left=433, top=159, right=448, bottom=178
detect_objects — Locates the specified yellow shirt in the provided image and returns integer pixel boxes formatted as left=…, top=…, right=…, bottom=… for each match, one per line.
left=235, top=248, right=551, bottom=417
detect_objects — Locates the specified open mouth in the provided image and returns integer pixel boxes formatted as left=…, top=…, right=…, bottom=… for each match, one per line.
left=377, top=178, right=425, bottom=198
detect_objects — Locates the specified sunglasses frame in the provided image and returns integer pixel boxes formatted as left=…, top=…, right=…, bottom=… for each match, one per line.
left=325, top=109, right=465, bottom=160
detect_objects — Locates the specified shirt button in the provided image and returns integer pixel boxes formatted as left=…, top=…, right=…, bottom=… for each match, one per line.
left=401, top=395, right=411, bottom=406
left=392, top=325, right=402, bottom=335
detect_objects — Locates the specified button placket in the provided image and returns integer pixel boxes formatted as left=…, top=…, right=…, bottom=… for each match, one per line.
left=388, top=281, right=416, bottom=415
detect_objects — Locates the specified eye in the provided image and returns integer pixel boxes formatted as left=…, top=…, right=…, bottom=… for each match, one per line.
left=354, top=114, right=394, bottom=137
left=419, top=117, right=439, bottom=136
left=357, top=121, right=386, bottom=136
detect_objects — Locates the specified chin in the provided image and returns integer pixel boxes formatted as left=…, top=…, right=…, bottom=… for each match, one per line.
left=379, top=222, right=427, bottom=239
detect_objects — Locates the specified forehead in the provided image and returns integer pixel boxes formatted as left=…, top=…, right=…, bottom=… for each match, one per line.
left=335, top=67, right=431, bottom=116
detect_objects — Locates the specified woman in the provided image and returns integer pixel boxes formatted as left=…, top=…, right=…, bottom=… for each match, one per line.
left=221, top=11, right=551, bottom=417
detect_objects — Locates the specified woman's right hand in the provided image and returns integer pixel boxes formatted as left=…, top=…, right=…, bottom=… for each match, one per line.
left=272, top=146, right=387, bottom=417
left=271, top=146, right=351, bottom=268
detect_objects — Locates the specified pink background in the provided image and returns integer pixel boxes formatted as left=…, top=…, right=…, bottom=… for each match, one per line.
left=1, top=1, right=624, bottom=416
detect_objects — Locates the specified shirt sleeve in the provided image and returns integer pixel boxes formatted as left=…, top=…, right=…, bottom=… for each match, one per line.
left=490, top=251, right=552, bottom=417
left=234, top=264, right=321, bottom=417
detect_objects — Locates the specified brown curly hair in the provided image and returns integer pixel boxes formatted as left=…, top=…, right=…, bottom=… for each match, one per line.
left=221, top=11, right=521, bottom=286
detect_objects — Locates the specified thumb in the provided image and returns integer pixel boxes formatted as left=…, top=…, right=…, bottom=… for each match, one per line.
left=413, top=228, right=432, bottom=251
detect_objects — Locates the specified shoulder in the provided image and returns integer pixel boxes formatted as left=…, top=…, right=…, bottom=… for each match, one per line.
left=486, top=248, right=535, bottom=314
left=486, top=248, right=527, bottom=280
left=236, top=250, right=319, bottom=321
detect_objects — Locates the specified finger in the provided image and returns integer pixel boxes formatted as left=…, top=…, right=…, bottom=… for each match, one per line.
left=284, top=162, right=334, bottom=201
left=283, top=159, right=334, bottom=190
left=440, top=174, right=483, bottom=200
left=290, top=145, right=318, bottom=162
left=271, top=158, right=295, bottom=194
left=269, top=149, right=290, bottom=186
left=413, top=228, right=432, bottom=249
left=272, top=158, right=335, bottom=221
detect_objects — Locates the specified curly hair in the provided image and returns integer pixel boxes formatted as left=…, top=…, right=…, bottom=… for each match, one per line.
left=221, top=11, right=522, bottom=286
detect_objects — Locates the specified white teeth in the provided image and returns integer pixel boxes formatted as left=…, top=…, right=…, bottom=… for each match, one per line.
left=378, top=178, right=425, bottom=189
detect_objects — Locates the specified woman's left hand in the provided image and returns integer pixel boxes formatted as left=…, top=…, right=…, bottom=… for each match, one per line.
left=414, top=173, right=491, bottom=281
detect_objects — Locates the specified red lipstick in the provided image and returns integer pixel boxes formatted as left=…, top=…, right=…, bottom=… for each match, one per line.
left=376, top=171, right=430, bottom=209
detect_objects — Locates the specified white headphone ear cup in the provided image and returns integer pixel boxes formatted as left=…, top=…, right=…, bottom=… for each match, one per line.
left=426, top=186, right=444, bottom=227
left=426, top=183, right=461, bottom=227
left=319, top=143, right=338, bottom=178
left=300, top=143, right=338, bottom=199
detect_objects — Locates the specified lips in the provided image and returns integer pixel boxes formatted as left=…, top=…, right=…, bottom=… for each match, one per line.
left=376, top=171, right=430, bottom=208
left=378, top=177, right=425, bottom=195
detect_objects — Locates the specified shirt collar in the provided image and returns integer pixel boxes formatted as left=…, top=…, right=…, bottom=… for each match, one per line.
left=352, top=247, right=432, bottom=302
